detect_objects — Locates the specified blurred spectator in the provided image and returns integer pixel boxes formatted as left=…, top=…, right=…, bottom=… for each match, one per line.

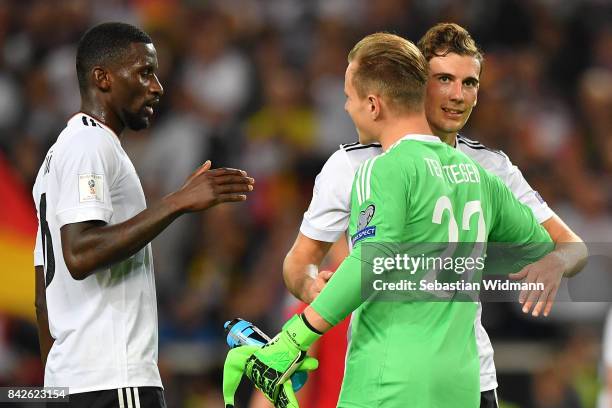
left=308, top=18, right=357, bottom=154
left=181, top=11, right=252, bottom=127
left=0, top=72, right=21, bottom=142
left=242, top=65, right=317, bottom=177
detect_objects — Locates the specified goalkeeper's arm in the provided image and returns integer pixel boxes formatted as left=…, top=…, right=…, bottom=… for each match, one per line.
left=224, top=251, right=363, bottom=407
left=306, top=253, right=364, bottom=332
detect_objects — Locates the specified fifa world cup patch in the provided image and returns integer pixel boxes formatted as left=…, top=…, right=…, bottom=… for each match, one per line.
left=352, top=204, right=376, bottom=245
left=78, top=174, right=104, bottom=203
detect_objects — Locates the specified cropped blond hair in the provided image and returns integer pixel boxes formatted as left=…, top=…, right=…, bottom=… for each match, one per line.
left=348, top=33, right=428, bottom=112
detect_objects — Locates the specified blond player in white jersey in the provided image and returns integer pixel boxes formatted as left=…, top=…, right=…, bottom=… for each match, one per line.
left=32, top=22, right=254, bottom=407
left=281, top=23, right=587, bottom=408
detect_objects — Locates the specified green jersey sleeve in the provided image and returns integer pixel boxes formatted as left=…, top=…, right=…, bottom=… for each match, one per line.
left=311, top=155, right=411, bottom=325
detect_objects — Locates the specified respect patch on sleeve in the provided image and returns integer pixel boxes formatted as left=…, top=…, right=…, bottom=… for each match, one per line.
left=78, top=174, right=104, bottom=203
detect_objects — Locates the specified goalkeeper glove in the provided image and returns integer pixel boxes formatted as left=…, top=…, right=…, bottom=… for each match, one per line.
left=223, top=314, right=321, bottom=407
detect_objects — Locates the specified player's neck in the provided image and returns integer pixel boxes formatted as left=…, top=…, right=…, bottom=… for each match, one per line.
left=378, top=113, right=433, bottom=151
left=80, top=98, right=124, bottom=136
left=436, top=132, right=458, bottom=147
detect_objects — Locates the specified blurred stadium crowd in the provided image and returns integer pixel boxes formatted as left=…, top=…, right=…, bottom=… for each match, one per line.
left=0, top=0, right=611, bottom=407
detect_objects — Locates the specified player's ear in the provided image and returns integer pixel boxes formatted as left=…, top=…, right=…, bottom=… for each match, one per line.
left=368, top=95, right=381, bottom=120
left=92, top=67, right=111, bottom=92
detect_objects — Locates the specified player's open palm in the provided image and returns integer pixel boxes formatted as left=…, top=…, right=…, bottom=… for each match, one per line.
left=174, top=160, right=254, bottom=212
left=509, top=253, right=565, bottom=317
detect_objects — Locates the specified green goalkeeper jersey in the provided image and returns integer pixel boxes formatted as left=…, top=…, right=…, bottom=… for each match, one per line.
left=311, top=134, right=552, bottom=408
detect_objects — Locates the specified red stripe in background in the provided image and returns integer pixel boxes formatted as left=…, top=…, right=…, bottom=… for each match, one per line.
left=0, top=151, right=37, bottom=238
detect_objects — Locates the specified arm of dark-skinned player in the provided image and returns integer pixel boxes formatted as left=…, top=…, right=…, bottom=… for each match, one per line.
left=35, top=266, right=54, bottom=367
left=61, top=161, right=254, bottom=280
left=509, top=214, right=587, bottom=317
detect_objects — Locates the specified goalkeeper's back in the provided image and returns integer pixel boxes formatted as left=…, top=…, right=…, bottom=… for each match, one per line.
left=338, top=134, right=551, bottom=407
left=350, top=135, right=550, bottom=246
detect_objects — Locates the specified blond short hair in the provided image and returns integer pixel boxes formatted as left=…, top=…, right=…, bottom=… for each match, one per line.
left=348, top=32, right=428, bottom=112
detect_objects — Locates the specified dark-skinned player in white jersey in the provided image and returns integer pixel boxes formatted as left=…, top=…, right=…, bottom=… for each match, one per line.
left=33, top=22, right=254, bottom=407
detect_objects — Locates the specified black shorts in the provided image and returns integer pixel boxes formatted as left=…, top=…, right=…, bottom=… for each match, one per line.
left=64, top=387, right=165, bottom=408
left=480, top=389, right=499, bottom=408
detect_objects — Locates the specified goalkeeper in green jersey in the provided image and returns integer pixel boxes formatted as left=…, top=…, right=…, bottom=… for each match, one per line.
left=223, top=33, right=553, bottom=407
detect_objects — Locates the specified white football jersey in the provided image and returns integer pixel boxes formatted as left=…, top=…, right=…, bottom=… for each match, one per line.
left=33, top=113, right=162, bottom=394
left=301, top=135, right=554, bottom=392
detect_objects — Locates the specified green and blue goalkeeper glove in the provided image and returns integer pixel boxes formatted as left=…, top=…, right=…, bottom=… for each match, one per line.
left=223, top=314, right=321, bottom=407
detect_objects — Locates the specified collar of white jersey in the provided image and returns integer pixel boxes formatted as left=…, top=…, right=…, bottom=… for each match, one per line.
left=68, top=112, right=121, bottom=143
left=390, top=134, right=442, bottom=150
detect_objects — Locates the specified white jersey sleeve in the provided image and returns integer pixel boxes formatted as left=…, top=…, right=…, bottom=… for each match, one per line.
left=54, top=128, right=118, bottom=227
left=301, top=149, right=354, bottom=242
left=457, top=136, right=554, bottom=223
left=301, top=143, right=383, bottom=242
left=34, top=224, right=43, bottom=266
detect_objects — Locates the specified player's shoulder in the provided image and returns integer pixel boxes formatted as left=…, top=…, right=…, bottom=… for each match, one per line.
left=338, top=141, right=383, bottom=172
left=456, top=134, right=511, bottom=170
left=339, top=141, right=382, bottom=152
left=456, top=135, right=507, bottom=158
left=47, top=114, right=120, bottom=177
left=64, top=113, right=114, bottom=138
left=57, top=113, right=117, bottom=151
left=385, top=134, right=445, bottom=161
left=364, top=138, right=413, bottom=175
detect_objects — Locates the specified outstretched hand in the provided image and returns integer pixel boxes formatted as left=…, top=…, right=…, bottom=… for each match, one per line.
left=304, top=270, right=334, bottom=304
left=171, top=160, right=255, bottom=213
left=509, top=253, right=565, bottom=317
